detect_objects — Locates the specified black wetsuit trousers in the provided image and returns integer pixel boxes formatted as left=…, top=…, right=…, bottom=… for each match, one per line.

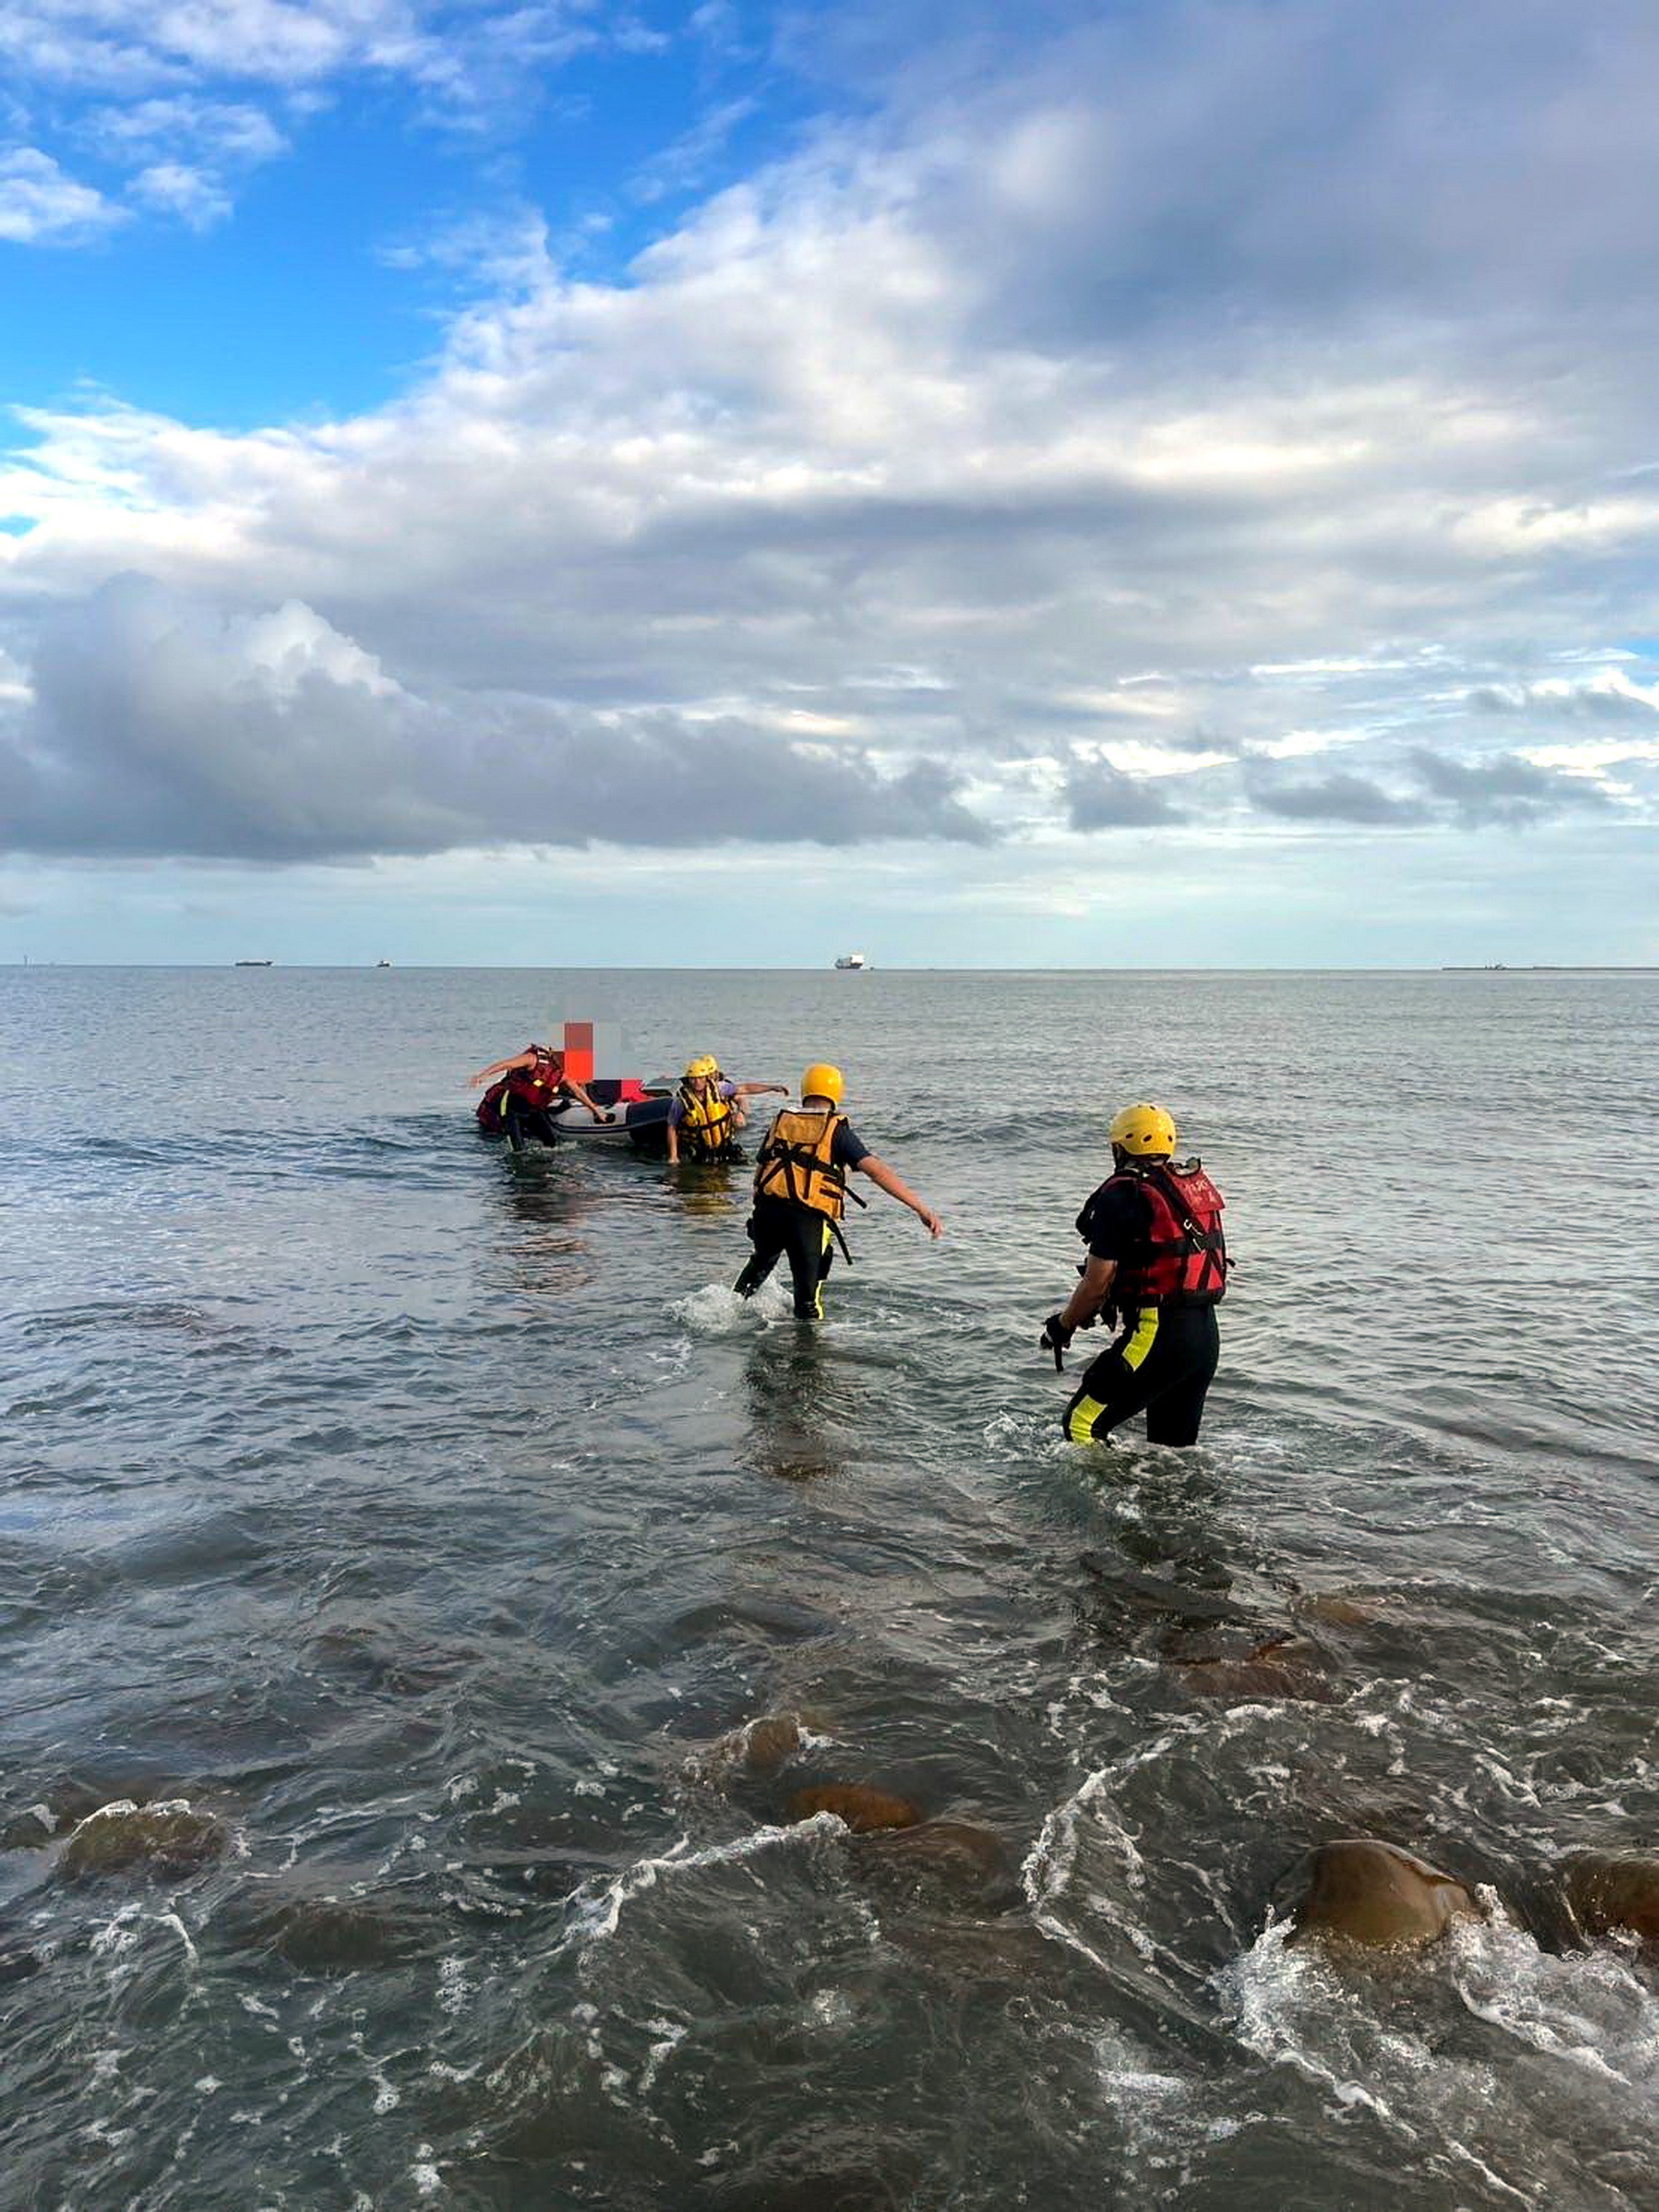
left=1062, top=1303, right=1220, bottom=1446
left=733, top=1197, right=836, bottom=1319
left=500, top=1101, right=565, bottom=1151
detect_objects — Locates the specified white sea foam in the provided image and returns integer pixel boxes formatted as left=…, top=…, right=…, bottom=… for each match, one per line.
left=637, top=2018, right=687, bottom=2095
left=438, top=1954, right=472, bottom=2018
left=1449, top=1910, right=1659, bottom=2096
left=1215, top=1911, right=1659, bottom=2208
left=672, top=1280, right=781, bottom=1333
left=566, top=1814, right=842, bottom=1957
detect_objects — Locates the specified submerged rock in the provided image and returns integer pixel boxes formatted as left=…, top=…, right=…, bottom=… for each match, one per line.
left=852, top=1821, right=1017, bottom=1912
left=0, top=1806, right=56, bottom=1851
left=1168, top=1634, right=1340, bottom=1704
left=787, top=1784, right=921, bottom=1834
left=1289, top=1838, right=1480, bottom=1952
left=247, top=1893, right=434, bottom=1974
left=307, top=1623, right=473, bottom=1696
left=1, top=1776, right=119, bottom=1849
left=1561, top=1852, right=1659, bottom=1943
left=0, top=1944, right=42, bottom=1987
left=1289, top=1591, right=1386, bottom=1629
left=1079, top=1554, right=1258, bottom=1626
left=58, top=1800, right=226, bottom=1883
left=697, top=2119, right=925, bottom=2210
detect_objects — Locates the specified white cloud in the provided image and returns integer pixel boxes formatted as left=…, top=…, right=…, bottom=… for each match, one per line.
left=128, top=159, right=232, bottom=228
left=0, top=0, right=608, bottom=100
left=2, top=0, right=1659, bottom=893
left=84, top=95, right=287, bottom=166
left=0, top=146, right=123, bottom=244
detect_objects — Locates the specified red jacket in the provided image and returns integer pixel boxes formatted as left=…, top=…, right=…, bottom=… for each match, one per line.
left=478, top=1048, right=567, bottom=1128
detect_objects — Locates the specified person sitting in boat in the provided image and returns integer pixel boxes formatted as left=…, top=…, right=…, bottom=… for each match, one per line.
left=665, top=1055, right=788, bottom=1166
left=467, top=1044, right=616, bottom=1151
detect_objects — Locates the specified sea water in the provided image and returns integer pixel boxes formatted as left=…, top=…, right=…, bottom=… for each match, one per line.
left=1, top=966, right=1657, bottom=2209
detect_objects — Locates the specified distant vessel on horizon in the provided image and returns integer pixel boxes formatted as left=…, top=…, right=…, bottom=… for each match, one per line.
left=833, top=951, right=868, bottom=970
left=377, top=958, right=392, bottom=968
left=234, top=959, right=274, bottom=968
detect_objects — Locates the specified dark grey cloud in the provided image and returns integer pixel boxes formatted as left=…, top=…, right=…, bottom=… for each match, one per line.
left=1408, top=746, right=1617, bottom=827
left=1064, top=756, right=1186, bottom=830
left=860, top=0, right=1659, bottom=354
left=1467, top=680, right=1659, bottom=724
left=0, top=576, right=994, bottom=861
left=1246, top=769, right=1429, bottom=825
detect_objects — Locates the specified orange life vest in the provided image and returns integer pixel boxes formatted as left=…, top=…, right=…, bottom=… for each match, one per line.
left=754, top=1107, right=848, bottom=1220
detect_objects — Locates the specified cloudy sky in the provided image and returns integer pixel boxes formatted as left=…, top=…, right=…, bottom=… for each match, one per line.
left=3, top=0, right=1657, bottom=965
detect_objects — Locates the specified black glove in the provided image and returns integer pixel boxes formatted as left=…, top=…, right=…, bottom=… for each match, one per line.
left=1040, top=1313, right=1074, bottom=1371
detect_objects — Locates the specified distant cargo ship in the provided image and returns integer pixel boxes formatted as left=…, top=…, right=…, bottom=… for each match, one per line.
left=234, top=959, right=274, bottom=967
left=833, top=951, right=868, bottom=970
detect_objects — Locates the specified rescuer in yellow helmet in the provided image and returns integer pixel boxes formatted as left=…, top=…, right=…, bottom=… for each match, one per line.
left=734, top=1062, right=943, bottom=1319
left=665, top=1053, right=790, bottom=1166
left=1040, top=1101, right=1229, bottom=1445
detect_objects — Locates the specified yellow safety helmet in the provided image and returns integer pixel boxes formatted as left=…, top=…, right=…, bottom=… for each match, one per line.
left=683, top=1053, right=719, bottom=1080
left=1109, top=1102, right=1178, bottom=1157
left=801, top=1061, right=844, bottom=1104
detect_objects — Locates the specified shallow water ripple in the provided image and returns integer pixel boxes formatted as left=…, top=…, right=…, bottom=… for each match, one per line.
left=2, top=965, right=1656, bottom=2208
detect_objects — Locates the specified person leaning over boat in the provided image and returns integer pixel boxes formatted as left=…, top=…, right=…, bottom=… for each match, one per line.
left=1040, top=1102, right=1228, bottom=1446
left=734, top=1062, right=942, bottom=1320
left=666, top=1056, right=789, bottom=1166
left=466, top=1044, right=616, bottom=1151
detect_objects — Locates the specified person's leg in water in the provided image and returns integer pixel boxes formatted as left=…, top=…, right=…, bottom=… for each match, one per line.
left=735, top=1196, right=790, bottom=1300
left=1062, top=1306, right=1219, bottom=1445
left=735, top=1201, right=834, bottom=1318
left=780, top=1210, right=834, bottom=1321
left=1142, top=1307, right=1219, bottom=1445
left=503, top=1099, right=563, bottom=1153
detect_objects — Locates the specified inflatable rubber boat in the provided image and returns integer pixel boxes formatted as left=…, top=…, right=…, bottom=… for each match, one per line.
left=547, top=1078, right=674, bottom=1149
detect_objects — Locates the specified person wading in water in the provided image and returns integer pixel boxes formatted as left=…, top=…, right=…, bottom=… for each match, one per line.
left=468, top=1044, right=616, bottom=1151
left=665, top=1056, right=788, bottom=1166
left=1041, top=1102, right=1228, bottom=1445
left=734, top=1061, right=943, bottom=1320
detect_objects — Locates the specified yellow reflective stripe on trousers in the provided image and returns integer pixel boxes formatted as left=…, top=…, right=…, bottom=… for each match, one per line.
left=1067, top=1307, right=1160, bottom=1441
left=1067, top=1394, right=1106, bottom=1443
left=814, top=1218, right=831, bottom=1316
left=1121, top=1306, right=1160, bottom=1371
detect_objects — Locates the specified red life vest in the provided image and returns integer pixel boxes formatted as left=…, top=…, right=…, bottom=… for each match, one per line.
left=477, top=1047, right=568, bottom=1129
left=1101, top=1160, right=1228, bottom=1308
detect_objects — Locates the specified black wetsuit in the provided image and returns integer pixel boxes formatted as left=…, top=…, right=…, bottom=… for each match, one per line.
left=501, top=1098, right=566, bottom=1151
left=1062, top=1175, right=1221, bottom=1445
left=733, top=1120, right=869, bottom=1319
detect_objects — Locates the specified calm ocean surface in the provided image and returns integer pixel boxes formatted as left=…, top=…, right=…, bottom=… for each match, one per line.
left=3, top=966, right=1658, bottom=2210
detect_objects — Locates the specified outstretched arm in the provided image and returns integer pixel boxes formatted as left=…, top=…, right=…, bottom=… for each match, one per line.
left=563, top=1077, right=616, bottom=1123
left=466, top=1050, right=535, bottom=1089
left=732, top=1081, right=789, bottom=1098
left=857, top=1155, right=944, bottom=1238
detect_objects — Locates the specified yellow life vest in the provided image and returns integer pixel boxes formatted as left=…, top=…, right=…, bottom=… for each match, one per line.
left=755, top=1107, right=848, bottom=1220
left=676, top=1077, right=735, bottom=1158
